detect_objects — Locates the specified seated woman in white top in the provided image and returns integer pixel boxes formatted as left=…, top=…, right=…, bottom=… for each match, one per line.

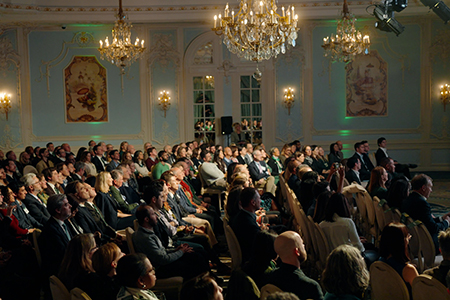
left=133, top=150, right=151, bottom=177
left=319, top=193, right=364, bottom=252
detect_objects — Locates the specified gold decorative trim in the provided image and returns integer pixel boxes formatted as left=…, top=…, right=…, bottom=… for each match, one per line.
left=29, top=131, right=145, bottom=143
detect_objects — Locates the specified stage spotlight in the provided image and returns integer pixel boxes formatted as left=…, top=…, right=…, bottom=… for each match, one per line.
left=373, top=4, right=405, bottom=36
left=421, top=0, right=450, bottom=23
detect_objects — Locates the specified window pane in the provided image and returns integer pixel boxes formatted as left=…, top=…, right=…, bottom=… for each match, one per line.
left=193, top=77, right=203, bottom=89
left=252, top=90, right=259, bottom=102
left=241, top=118, right=250, bottom=130
left=194, top=91, right=204, bottom=103
left=205, top=105, right=215, bottom=118
left=194, top=105, right=204, bottom=118
left=251, top=76, right=260, bottom=88
left=241, top=104, right=251, bottom=117
left=205, top=119, right=215, bottom=131
left=240, top=76, right=250, bottom=88
left=205, top=76, right=215, bottom=89
left=252, top=104, right=262, bottom=116
left=240, top=90, right=250, bottom=103
left=205, top=91, right=215, bottom=103
left=194, top=119, right=203, bottom=131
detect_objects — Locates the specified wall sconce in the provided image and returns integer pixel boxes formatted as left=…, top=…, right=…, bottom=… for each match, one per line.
left=0, top=93, right=11, bottom=121
left=283, top=87, right=295, bottom=115
left=441, top=84, right=449, bottom=111
left=158, top=90, right=171, bottom=117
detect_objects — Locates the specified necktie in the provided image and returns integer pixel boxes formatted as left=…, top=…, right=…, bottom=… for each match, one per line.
left=257, top=162, right=263, bottom=174
left=62, top=223, right=71, bottom=241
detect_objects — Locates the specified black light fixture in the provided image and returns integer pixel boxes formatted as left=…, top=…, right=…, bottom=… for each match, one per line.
left=373, top=1, right=406, bottom=36
left=421, top=0, right=450, bottom=23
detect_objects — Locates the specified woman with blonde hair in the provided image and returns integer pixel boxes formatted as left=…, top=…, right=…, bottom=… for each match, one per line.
left=58, top=233, right=96, bottom=291
left=229, top=172, right=250, bottom=190
left=367, top=166, right=388, bottom=200
left=322, top=245, right=370, bottom=300
left=94, top=171, right=133, bottom=230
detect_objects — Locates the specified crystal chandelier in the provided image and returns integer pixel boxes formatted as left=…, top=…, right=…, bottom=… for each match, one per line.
left=212, top=0, right=299, bottom=78
left=98, top=0, right=145, bottom=74
left=322, top=0, right=370, bottom=63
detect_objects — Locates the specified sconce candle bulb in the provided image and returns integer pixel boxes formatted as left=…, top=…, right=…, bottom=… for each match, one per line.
left=158, top=90, right=171, bottom=117
left=0, top=93, right=12, bottom=121
left=283, top=87, right=295, bottom=115
left=441, top=84, right=450, bottom=111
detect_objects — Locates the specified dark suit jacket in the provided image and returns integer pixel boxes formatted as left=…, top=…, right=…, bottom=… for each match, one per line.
left=363, top=153, right=375, bottom=171
left=22, top=193, right=51, bottom=225
left=351, top=153, right=370, bottom=181
left=237, top=156, right=246, bottom=165
left=119, top=185, right=141, bottom=205
left=345, top=170, right=362, bottom=185
left=94, top=192, right=119, bottom=230
left=92, top=156, right=106, bottom=173
left=39, top=217, right=71, bottom=276
left=75, top=205, right=103, bottom=235
left=267, top=158, right=282, bottom=176
left=401, top=191, right=448, bottom=249
left=45, top=184, right=64, bottom=196
left=166, top=192, right=189, bottom=226
left=229, top=209, right=261, bottom=264
left=375, top=148, right=388, bottom=166
left=248, top=161, right=270, bottom=182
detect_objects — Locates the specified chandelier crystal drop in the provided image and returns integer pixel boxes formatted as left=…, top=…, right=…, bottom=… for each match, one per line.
left=321, top=0, right=370, bottom=63
left=212, top=1, right=299, bottom=66
left=98, top=0, right=146, bottom=74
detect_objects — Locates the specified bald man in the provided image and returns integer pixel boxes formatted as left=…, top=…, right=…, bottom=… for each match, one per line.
left=265, top=231, right=323, bottom=300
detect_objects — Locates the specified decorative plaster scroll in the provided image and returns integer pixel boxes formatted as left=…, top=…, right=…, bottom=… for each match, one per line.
left=430, top=115, right=449, bottom=140
left=152, top=121, right=179, bottom=147
left=0, top=125, right=21, bottom=149
left=0, top=36, right=20, bottom=74
left=430, top=29, right=450, bottom=68
left=217, top=59, right=235, bottom=83
left=37, top=31, right=97, bottom=96
left=309, top=126, right=422, bottom=136
left=194, top=41, right=213, bottom=65
left=147, top=34, right=180, bottom=71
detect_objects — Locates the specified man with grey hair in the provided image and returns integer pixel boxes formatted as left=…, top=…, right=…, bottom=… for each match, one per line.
left=22, top=173, right=50, bottom=224
left=39, top=194, right=72, bottom=280
left=72, top=161, right=86, bottom=181
left=248, top=149, right=276, bottom=196
left=402, top=173, right=450, bottom=251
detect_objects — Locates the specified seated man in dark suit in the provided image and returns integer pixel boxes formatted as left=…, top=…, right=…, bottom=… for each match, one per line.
left=22, top=173, right=51, bottom=225
left=375, top=137, right=416, bottom=179
left=39, top=194, right=73, bottom=284
left=345, top=156, right=362, bottom=185
left=229, top=187, right=265, bottom=265
left=424, top=228, right=450, bottom=285
left=248, top=150, right=276, bottom=196
left=351, top=142, right=370, bottom=181
left=42, top=167, right=64, bottom=196
left=92, top=145, right=107, bottom=173
left=402, top=174, right=450, bottom=251
left=380, top=157, right=401, bottom=188
left=265, top=231, right=323, bottom=300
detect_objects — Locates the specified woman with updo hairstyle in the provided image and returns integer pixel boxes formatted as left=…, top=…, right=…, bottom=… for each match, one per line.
left=322, top=245, right=370, bottom=300
left=225, top=185, right=243, bottom=222
left=58, top=233, right=96, bottom=291
left=116, top=253, right=158, bottom=300
left=379, top=222, right=418, bottom=290
left=386, top=176, right=410, bottom=209
left=180, top=272, right=223, bottom=300
left=77, top=242, right=123, bottom=300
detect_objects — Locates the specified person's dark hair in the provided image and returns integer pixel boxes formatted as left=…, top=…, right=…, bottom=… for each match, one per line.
left=74, top=161, right=85, bottom=173
left=116, top=253, right=149, bottom=288
left=45, top=142, right=53, bottom=148
left=76, top=147, right=88, bottom=161
left=0, top=186, right=12, bottom=203
left=200, top=151, right=210, bottom=160
left=212, top=149, right=226, bottom=173
left=157, top=150, right=166, bottom=160
left=79, top=151, right=91, bottom=163
left=322, top=245, right=370, bottom=298
left=380, top=157, right=393, bottom=169
left=42, top=167, right=57, bottom=182
left=239, top=187, right=258, bottom=208
left=354, top=142, right=363, bottom=151
left=136, top=204, right=151, bottom=226
left=146, top=147, right=156, bottom=157
left=347, top=156, right=359, bottom=169
left=243, top=231, right=278, bottom=272
left=133, top=150, right=143, bottom=163
left=379, top=222, right=410, bottom=263
left=226, top=163, right=239, bottom=184
left=225, top=185, right=243, bottom=221
left=38, top=148, right=47, bottom=157
left=65, top=180, right=80, bottom=195
left=266, top=292, right=300, bottom=300
left=56, top=162, right=66, bottom=173
left=9, top=182, right=24, bottom=195
left=386, top=176, right=410, bottom=209
left=180, top=272, right=219, bottom=300
left=143, top=180, right=165, bottom=205
left=410, top=174, right=432, bottom=191
left=377, top=137, right=386, bottom=146
left=109, top=150, right=118, bottom=159
left=313, top=191, right=332, bottom=223
left=192, top=148, right=201, bottom=159
left=312, top=181, right=329, bottom=199
left=439, top=229, right=450, bottom=258
left=302, top=171, right=319, bottom=182
left=329, top=143, right=338, bottom=155
left=324, top=193, right=351, bottom=222
left=47, top=194, right=67, bottom=216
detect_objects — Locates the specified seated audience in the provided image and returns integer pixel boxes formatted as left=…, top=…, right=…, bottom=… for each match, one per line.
left=133, top=150, right=151, bottom=178
left=386, top=176, right=410, bottom=209
left=345, top=156, right=362, bottom=185
left=322, top=245, right=370, bottom=300
left=115, top=253, right=158, bottom=300
left=367, top=166, right=388, bottom=200
left=180, top=272, right=224, bottom=300
left=199, top=151, right=227, bottom=190
left=424, top=228, right=450, bottom=285
left=152, top=151, right=171, bottom=180
left=379, top=223, right=418, bottom=292
left=328, top=143, right=342, bottom=165
left=265, top=231, right=323, bottom=300
left=22, top=173, right=51, bottom=225
left=248, top=149, right=276, bottom=196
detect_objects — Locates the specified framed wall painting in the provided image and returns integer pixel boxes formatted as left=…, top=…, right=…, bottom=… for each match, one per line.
left=346, top=50, right=388, bottom=117
left=64, top=55, right=108, bottom=122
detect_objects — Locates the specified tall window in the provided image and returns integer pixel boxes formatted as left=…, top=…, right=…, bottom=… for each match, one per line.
left=240, top=75, right=262, bottom=144
left=193, top=76, right=215, bottom=144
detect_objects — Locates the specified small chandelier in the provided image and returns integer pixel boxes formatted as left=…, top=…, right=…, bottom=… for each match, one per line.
left=283, top=87, right=294, bottom=115
left=441, top=84, right=450, bottom=111
left=322, top=0, right=370, bottom=63
left=213, top=1, right=299, bottom=78
left=0, top=93, right=11, bottom=121
left=158, top=90, right=171, bottom=117
left=98, top=0, right=145, bottom=74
